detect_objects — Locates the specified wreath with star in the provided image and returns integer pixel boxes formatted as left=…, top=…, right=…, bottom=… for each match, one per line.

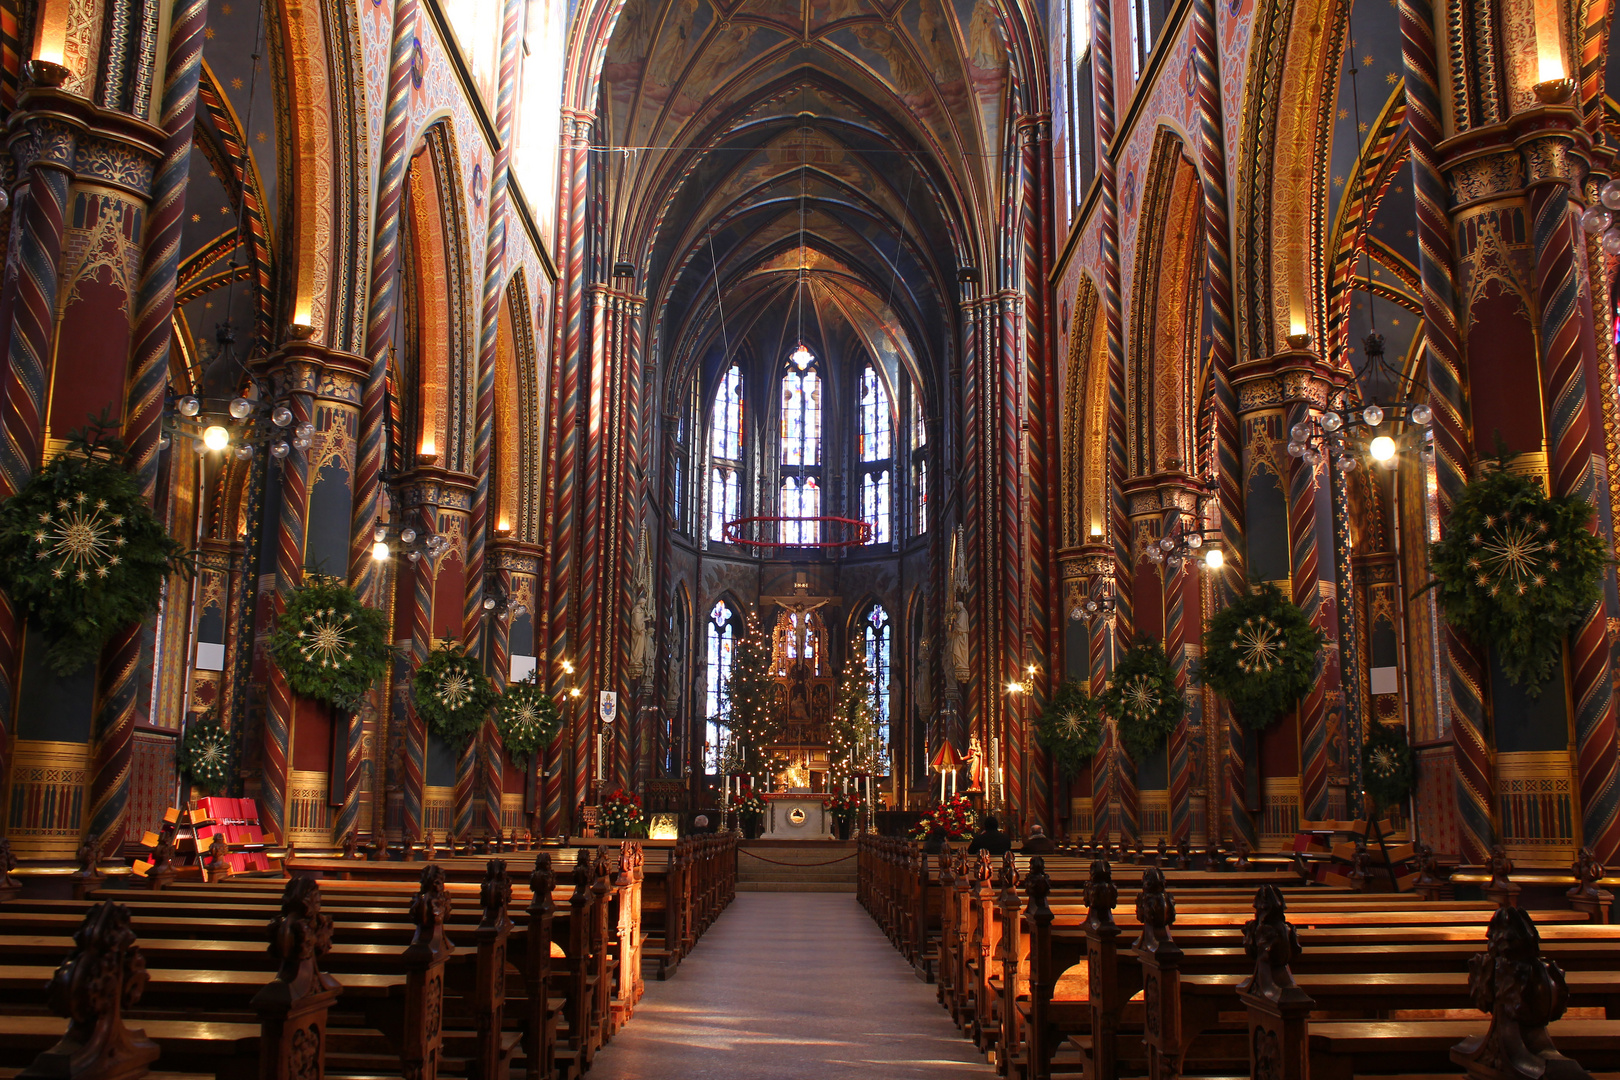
left=413, top=639, right=498, bottom=750
left=496, top=675, right=564, bottom=761
left=1362, top=721, right=1415, bottom=812
left=0, top=420, right=190, bottom=674
left=1427, top=449, right=1608, bottom=693
left=1100, top=641, right=1185, bottom=762
left=1200, top=583, right=1324, bottom=731
left=268, top=576, right=393, bottom=713
left=180, top=711, right=232, bottom=795
left=1034, top=679, right=1104, bottom=779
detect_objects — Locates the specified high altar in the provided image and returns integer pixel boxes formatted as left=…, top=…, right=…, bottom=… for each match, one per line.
left=760, top=792, right=833, bottom=838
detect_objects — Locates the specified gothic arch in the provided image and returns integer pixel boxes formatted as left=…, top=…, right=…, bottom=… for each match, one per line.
left=1062, top=275, right=1102, bottom=548
left=1128, top=128, right=1202, bottom=478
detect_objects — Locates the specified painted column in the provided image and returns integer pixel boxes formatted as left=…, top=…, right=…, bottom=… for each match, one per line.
left=1398, top=0, right=1492, bottom=863
left=1522, top=118, right=1620, bottom=864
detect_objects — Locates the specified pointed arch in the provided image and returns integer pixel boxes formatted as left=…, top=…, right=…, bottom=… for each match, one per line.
left=1128, top=127, right=1203, bottom=477
left=1063, top=275, right=1101, bottom=548
left=495, top=268, right=542, bottom=543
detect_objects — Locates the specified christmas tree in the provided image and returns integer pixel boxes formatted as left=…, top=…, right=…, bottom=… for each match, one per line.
left=828, top=647, right=884, bottom=788
left=721, top=608, right=779, bottom=779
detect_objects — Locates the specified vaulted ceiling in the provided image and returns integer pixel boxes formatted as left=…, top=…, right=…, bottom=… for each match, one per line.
left=594, top=0, right=1029, bottom=413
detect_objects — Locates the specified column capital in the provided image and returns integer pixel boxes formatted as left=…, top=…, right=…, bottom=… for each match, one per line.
left=265, top=340, right=370, bottom=402
left=7, top=87, right=163, bottom=197
left=1230, top=352, right=1340, bottom=414
left=398, top=466, right=477, bottom=513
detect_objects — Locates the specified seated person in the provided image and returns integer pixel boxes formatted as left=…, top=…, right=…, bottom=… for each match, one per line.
left=1021, top=823, right=1057, bottom=853
left=923, top=826, right=948, bottom=855
left=967, top=814, right=1013, bottom=856
left=690, top=813, right=714, bottom=835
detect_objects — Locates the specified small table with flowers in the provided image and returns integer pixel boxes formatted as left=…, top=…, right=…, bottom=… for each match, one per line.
left=760, top=791, right=834, bottom=839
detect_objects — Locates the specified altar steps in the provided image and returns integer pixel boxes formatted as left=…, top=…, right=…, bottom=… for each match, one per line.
left=736, top=839, right=859, bottom=893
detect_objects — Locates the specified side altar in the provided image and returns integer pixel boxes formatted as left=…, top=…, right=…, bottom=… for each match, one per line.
left=761, top=791, right=833, bottom=839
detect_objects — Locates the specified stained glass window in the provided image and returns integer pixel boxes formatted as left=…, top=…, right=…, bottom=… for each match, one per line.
left=859, top=364, right=892, bottom=462
left=779, top=476, right=821, bottom=545
left=864, top=604, right=892, bottom=771
left=709, top=466, right=739, bottom=542
left=705, top=601, right=737, bottom=772
left=711, top=364, right=742, bottom=460
left=781, top=354, right=821, bottom=467
left=914, top=457, right=928, bottom=535
left=862, top=470, right=892, bottom=544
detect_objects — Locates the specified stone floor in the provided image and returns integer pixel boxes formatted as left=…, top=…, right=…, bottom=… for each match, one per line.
left=590, top=892, right=997, bottom=1079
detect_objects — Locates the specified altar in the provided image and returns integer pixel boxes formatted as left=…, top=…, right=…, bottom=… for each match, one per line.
left=761, top=791, right=832, bottom=839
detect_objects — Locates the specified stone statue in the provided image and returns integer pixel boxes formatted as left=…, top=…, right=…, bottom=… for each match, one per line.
left=948, top=600, right=970, bottom=682
left=628, top=593, right=654, bottom=678
left=915, top=638, right=934, bottom=717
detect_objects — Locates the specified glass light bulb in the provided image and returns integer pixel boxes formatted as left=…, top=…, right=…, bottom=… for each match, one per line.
left=271, top=406, right=293, bottom=428
left=374, top=526, right=388, bottom=543
left=270, top=441, right=290, bottom=459
left=1410, top=403, right=1433, bottom=426
left=1369, top=435, right=1397, bottom=462
left=1321, top=411, right=1344, bottom=433
left=1203, top=547, right=1224, bottom=569
left=483, top=596, right=497, bottom=611
left=1159, top=536, right=1176, bottom=551
left=1086, top=600, right=1099, bottom=614
left=1069, top=606, right=1084, bottom=621
left=371, top=540, right=392, bottom=561
left=1602, top=178, right=1620, bottom=209
left=1289, top=422, right=1311, bottom=442
left=1584, top=205, right=1614, bottom=234
left=233, top=443, right=253, bottom=460
left=202, top=425, right=230, bottom=451
left=1362, top=405, right=1385, bottom=427
left=228, top=397, right=253, bottom=419
left=401, top=527, right=418, bottom=544
left=297, top=422, right=315, bottom=438
left=159, top=432, right=171, bottom=450
left=1338, top=454, right=1358, bottom=473
left=0, top=189, right=9, bottom=213
left=1603, top=229, right=1620, bottom=256
left=1287, top=441, right=1306, bottom=457
left=1186, top=533, right=1203, bottom=549
left=178, top=395, right=201, bottom=417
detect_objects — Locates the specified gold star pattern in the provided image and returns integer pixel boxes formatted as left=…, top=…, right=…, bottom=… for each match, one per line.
left=295, top=608, right=355, bottom=669
left=1386, top=71, right=1398, bottom=84
left=231, top=77, right=243, bottom=89
left=1334, top=175, right=1346, bottom=187
left=256, top=132, right=268, bottom=143
left=222, top=2, right=233, bottom=12
left=1363, top=55, right=1374, bottom=65
left=32, top=491, right=127, bottom=584
left=204, top=27, right=215, bottom=39
left=191, top=213, right=201, bottom=222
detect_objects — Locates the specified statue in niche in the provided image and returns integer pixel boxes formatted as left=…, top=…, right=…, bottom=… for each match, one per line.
left=628, top=593, right=654, bottom=678
left=948, top=600, right=970, bottom=683
left=915, top=638, right=934, bottom=717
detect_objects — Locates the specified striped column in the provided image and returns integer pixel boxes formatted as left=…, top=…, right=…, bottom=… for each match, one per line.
left=350, top=0, right=418, bottom=597
left=485, top=562, right=513, bottom=834
left=83, top=0, right=209, bottom=851
left=400, top=508, right=435, bottom=843
left=1399, top=0, right=1492, bottom=862
left=1166, top=552, right=1193, bottom=842
left=999, top=288, right=1024, bottom=820
left=1328, top=450, right=1366, bottom=804
left=1191, top=0, right=1252, bottom=846
left=1528, top=168, right=1620, bottom=865
left=1286, top=395, right=1333, bottom=824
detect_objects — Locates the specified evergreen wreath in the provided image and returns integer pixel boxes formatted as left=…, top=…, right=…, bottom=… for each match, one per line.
left=0, top=419, right=190, bottom=674
left=1100, top=641, right=1184, bottom=762
left=412, top=639, right=498, bottom=750
left=1034, top=679, right=1104, bottom=779
left=496, top=675, right=563, bottom=761
left=180, top=711, right=232, bottom=795
left=268, top=575, right=393, bottom=713
left=1426, top=448, right=1608, bottom=694
left=1362, top=721, right=1416, bottom=812
left=1200, top=583, right=1324, bottom=730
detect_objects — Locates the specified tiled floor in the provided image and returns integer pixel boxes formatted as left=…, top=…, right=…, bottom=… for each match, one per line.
left=590, top=892, right=998, bottom=1079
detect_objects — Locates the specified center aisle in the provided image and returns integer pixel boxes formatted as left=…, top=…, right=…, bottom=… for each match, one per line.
left=592, top=892, right=997, bottom=1079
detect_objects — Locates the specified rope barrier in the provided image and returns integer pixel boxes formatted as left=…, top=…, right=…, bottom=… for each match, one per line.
left=737, top=849, right=857, bottom=867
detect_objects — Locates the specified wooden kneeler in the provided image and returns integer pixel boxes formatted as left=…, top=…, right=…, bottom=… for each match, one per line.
left=19, top=902, right=160, bottom=1080
left=1237, top=884, right=1315, bottom=1080
left=251, top=878, right=342, bottom=1080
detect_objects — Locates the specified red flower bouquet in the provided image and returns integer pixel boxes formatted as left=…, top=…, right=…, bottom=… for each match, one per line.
left=926, top=794, right=977, bottom=840
left=822, top=791, right=863, bottom=823
left=599, top=787, right=643, bottom=838
left=729, top=787, right=766, bottom=818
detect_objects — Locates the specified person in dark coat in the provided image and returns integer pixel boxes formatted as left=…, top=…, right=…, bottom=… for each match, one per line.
left=923, top=826, right=948, bottom=855
left=967, top=814, right=1013, bottom=856
left=1021, top=823, right=1057, bottom=853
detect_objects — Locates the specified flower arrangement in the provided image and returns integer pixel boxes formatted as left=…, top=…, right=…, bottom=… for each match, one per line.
left=1427, top=448, right=1608, bottom=693
left=1199, top=583, right=1323, bottom=730
left=1100, top=641, right=1184, bottom=762
left=823, top=791, right=864, bottom=822
left=412, top=639, right=499, bottom=751
left=729, top=786, right=766, bottom=818
left=926, top=794, right=978, bottom=840
left=269, top=575, right=393, bottom=713
left=1034, top=679, right=1104, bottom=778
left=1362, top=722, right=1416, bottom=812
left=0, top=419, right=191, bottom=674
left=599, top=787, right=644, bottom=838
